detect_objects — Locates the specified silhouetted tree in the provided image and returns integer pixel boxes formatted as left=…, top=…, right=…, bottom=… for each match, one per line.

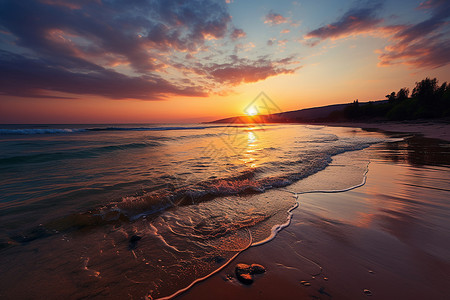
left=396, top=88, right=409, bottom=101
left=386, top=92, right=396, bottom=102
left=344, top=99, right=360, bottom=119
left=336, top=77, right=449, bottom=121
left=437, top=82, right=448, bottom=98
left=412, top=78, right=438, bottom=104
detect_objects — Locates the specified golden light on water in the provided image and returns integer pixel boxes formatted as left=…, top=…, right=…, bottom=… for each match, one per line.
left=242, top=131, right=258, bottom=168
left=247, top=131, right=257, bottom=143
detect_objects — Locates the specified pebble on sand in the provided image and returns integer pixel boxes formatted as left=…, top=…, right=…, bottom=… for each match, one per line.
left=300, top=281, right=311, bottom=286
left=363, top=289, right=373, bottom=296
left=235, top=263, right=266, bottom=285
left=250, top=264, right=266, bottom=274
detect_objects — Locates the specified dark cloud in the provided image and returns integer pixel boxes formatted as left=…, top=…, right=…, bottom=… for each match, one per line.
left=0, top=0, right=296, bottom=100
left=8, top=0, right=229, bottom=69
left=0, top=50, right=206, bottom=99
left=378, top=0, right=450, bottom=68
left=305, top=3, right=383, bottom=41
left=264, top=11, right=288, bottom=25
left=0, top=0, right=235, bottom=99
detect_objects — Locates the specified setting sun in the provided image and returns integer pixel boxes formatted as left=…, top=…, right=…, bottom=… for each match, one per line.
left=246, top=106, right=259, bottom=116
left=0, top=1, right=449, bottom=299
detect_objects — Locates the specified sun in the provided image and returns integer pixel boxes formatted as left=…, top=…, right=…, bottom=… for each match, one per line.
left=245, top=106, right=258, bottom=116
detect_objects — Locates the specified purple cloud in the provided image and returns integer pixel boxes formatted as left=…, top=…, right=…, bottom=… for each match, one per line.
left=0, top=0, right=235, bottom=100
left=231, top=28, right=246, bottom=40
left=0, top=0, right=294, bottom=100
left=264, top=11, right=288, bottom=25
left=305, top=4, right=383, bottom=41
left=305, top=1, right=450, bottom=69
left=201, top=56, right=299, bottom=86
left=378, top=0, right=450, bottom=68
left=0, top=50, right=206, bottom=100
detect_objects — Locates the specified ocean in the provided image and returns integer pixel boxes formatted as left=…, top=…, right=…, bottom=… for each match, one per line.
left=0, top=123, right=398, bottom=299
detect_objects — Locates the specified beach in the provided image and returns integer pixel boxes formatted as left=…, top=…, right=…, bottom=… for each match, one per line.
left=179, top=132, right=450, bottom=300
left=1, top=0, right=449, bottom=298
left=0, top=124, right=449, bottom=299
left=320, top=120, right=450, bottom=142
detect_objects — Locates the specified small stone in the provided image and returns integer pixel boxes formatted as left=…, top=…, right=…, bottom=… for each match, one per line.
left=300, top=281, right=311, bottom=286
left=236, top=272, right=253, bottom=285
left=236, top=263, right=250, bottom=269
left=323, top=277, right=328, bottom=281
left=363, top=289, right=373, bottom=296
left=235, top=263, right=251, bottom=274
left=368, top=270, right=374, bottom=274
left=235, top=263, right=266, bottom=285
left=250, top=264, right=266, bottom=274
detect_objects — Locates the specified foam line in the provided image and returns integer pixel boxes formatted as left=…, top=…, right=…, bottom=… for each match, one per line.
left=154, top=161, right=372, bottom=299
left=154, top=229, right=253, bottom=300
left=251, top=196, right=298, bottom=247
left=296, top=161, right=370, bottom=195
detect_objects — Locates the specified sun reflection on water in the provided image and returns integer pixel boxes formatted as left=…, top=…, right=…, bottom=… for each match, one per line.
left=242, top=130, right=258, bottom=168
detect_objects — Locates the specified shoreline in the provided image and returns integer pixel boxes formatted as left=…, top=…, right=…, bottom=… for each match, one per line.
left=1, top=124, right=449, bottom=299
left=178, top=131, right=450, bottom=300
left=315, top=120, right=450, bottom=141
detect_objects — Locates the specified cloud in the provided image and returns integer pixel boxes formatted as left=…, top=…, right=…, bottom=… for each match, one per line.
left=305, top=3, right=383, bottom=41
left=264, top=11, right=288, bottom=25
left=377, top=0, right=450, bottom=68
left=0, top=0, right=247, bottom=100
left=305, top=1, right=450, bottom=69
left=0, top=50, right=206, bottom=99
left=0, top=0, right=300, bottom=100
left=201, top=56, right=299, bottom=86
left=231, top=28, right=246, bottom=40
left=267, top=39, right=276, bottom=46
left=0, top=0, right=233, bottom=70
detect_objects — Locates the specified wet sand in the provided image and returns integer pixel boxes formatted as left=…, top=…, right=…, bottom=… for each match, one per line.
left=178, top=135, right=450, bottom=300
left=320, top=120, right=450, bottom=141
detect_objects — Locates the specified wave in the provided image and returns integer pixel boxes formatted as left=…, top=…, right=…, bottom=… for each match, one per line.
left=1, top=134, right=394, bottom=247
left=0, top=128, right=86, bottom=135
left=90, top=126, right=218, bottom=132
left=0, top=125, right=229, bottom=135
left=0, top=141, right=161, bottom=166
left=31, top=137, right=384, bottom=227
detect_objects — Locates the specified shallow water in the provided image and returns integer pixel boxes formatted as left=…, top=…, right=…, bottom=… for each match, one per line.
left=173, top=135, right=450, bottom=300
left=0, top=124, right=394, bottom=299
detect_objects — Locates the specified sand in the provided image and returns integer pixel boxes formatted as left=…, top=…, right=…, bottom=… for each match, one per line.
left=319, top=120, right=450, bottom=141
left=177, top=134, right=450, bottom=300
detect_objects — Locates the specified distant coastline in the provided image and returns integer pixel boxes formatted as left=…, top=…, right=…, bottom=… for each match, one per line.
left=209, top=77, right=450, bottom=141
left=210, top=78, right=449, bottom=123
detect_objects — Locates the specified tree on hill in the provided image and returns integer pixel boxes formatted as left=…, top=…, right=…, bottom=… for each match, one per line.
left=342, top=77, right=449, bottom=121
left=386, top=92, right=396, bottom=102
left=412, top=78, right=438, bottom=104
left=396, top=88, right=409, bottom=101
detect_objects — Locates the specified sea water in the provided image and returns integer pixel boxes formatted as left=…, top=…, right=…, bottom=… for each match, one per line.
left=0, top=124, right=393, bottom=299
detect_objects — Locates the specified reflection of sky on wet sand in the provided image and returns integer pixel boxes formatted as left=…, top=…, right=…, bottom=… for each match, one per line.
left=298, top=137, right=450, bottom=262
left=176, top=134, right=450, bottom=300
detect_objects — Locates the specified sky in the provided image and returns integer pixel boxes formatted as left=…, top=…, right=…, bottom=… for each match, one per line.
left=0, top=0, right=449, bottom=123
